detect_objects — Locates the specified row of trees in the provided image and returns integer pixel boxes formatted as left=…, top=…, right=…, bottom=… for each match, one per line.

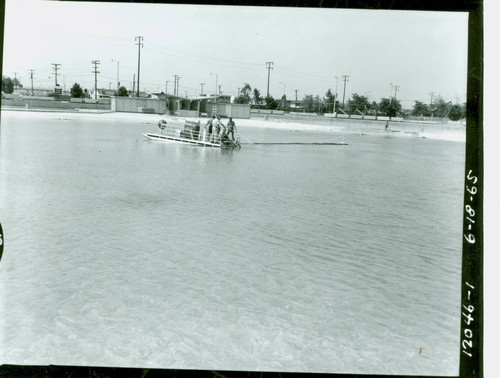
left=3, top=75, right=465, bottom=120
left=1, top=76, right=131, bottom=99
left=412, top=99, right=465, bottom=120
left=69, top=83, right=129, bottom=98
left=2, top=76, right=23, bottom=94
left=233, top=83, right=406, bottom=118
left=233, top=82, right=465, bottom=120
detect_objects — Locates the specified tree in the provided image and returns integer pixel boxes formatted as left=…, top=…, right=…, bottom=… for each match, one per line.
left=279, top=94, right=287, bottom=109
left=448, top=104, right=465, bottom=121
left=2, top=76, right=14, bottom=94
left=412, top=100, right=430, bottom=117
left=303, top=94, right=323, bottom=113
left=432, top=95, right=452, bottom=118
left=12, top=78, right=23, bottom=90
left=253, top=88, right=262, bottom=105
left=70, top=83, right=84, bottom=98
left=378, top=97, right=402, bottom=118
left=347, top=93, right=370, bottom=115
left=235, top=83, right=252, bottom=104
left=264, top=95, right=278, bottom=109
left=315, top=95, right=326, bottom=114
left=302, top=95, right=314, bottom=112
left=324, top=89, right=336, bottom=112
left=117, top=86, right=129, bottom=97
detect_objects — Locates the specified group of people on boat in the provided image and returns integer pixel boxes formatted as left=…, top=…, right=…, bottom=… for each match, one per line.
left=200, top=115, right=237, bottom=144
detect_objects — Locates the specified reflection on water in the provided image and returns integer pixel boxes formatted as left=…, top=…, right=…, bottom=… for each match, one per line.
left=0, top=111, right=464, bottom=375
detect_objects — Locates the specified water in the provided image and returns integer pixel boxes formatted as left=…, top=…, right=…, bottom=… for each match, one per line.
left=0, top=110, right=465, bottom=375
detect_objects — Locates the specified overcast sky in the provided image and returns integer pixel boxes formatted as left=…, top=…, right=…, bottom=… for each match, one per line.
left=2, top=0, right=468, bottom=107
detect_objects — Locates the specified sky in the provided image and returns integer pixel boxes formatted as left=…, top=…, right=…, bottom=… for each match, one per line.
left=2, top=0, right=469, bottom=108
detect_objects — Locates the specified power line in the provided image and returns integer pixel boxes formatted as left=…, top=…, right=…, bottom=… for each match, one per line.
left=146, top=41, right=262, bottom=68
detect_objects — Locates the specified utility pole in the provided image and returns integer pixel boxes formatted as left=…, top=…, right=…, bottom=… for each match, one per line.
left=13, top=72, right=19, bottom=90
left=28, top=69, right=35, bottom=96
left=218, top=85, right=222, bottom=96
left=112, top=60, right=120, bottom=90
left=51, top=63, right=61, bottom=86
left=132, top=74, right=135, bottom=97
left=265, top=61, right=274, bottom=97
left=135, top=36, right=144, bottom=97
left=173, top=75, right=180, bottom=96
left=393, top=84, right=400, bottom=99
left=200, top=83, right=205, bottom=95
left=91, top=60, right=100, bottom=100
left=429, top=91, right=435, bottom=118
left=210, top=73, right=218, bottom=101
left=341, top=75, right=349, bottom=108
left=165, top=81, right=169, bottom=94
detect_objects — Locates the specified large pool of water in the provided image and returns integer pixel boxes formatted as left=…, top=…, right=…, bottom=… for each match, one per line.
left=0, top=110, right=465, bottom=375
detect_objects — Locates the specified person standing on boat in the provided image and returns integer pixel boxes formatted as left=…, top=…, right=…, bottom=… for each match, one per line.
left=212, top=116, right=220, bottom=143
left=202, top=115, right=215, bottom=141
left=218, top=118, right=227, bottom=140
left=226, top=117, right=237, bottom=141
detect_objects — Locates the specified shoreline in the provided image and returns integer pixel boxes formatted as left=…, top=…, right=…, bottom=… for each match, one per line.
left=1, top=107, right=465, bottom=142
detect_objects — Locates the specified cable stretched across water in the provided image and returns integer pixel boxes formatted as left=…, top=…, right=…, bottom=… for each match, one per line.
left=241, top=142, right=348, bottom=145
left=240, top=136, right=348, bottom=146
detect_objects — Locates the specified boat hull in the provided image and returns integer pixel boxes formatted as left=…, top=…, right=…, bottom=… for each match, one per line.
left=143, top=133, right=239, bottom=148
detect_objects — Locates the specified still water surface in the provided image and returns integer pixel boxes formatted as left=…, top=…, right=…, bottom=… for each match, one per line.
left=0, top=111, right=464, bottom=375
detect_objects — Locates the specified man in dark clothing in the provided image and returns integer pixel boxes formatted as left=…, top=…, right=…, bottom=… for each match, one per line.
left=226, top=117, right=237, bottom=141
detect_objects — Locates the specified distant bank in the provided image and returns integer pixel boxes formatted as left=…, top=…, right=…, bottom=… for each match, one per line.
left=1, top=108, right=465, bottom=143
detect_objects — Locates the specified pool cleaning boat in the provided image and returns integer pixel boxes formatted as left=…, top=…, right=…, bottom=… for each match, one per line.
left=143, top=117, right=241, bottom=149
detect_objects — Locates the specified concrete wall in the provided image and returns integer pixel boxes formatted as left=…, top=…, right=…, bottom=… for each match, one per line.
left=225, top=103, right=251, bottom=119
left=112, top=97, right=167, bottom=114
left=207, top=103, right=251, bottom=119
left=2, top=98, right=111, bottom=110
left=175, top=110, right=200, bottom=118
left=251, top=109, right=285, bottom=115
